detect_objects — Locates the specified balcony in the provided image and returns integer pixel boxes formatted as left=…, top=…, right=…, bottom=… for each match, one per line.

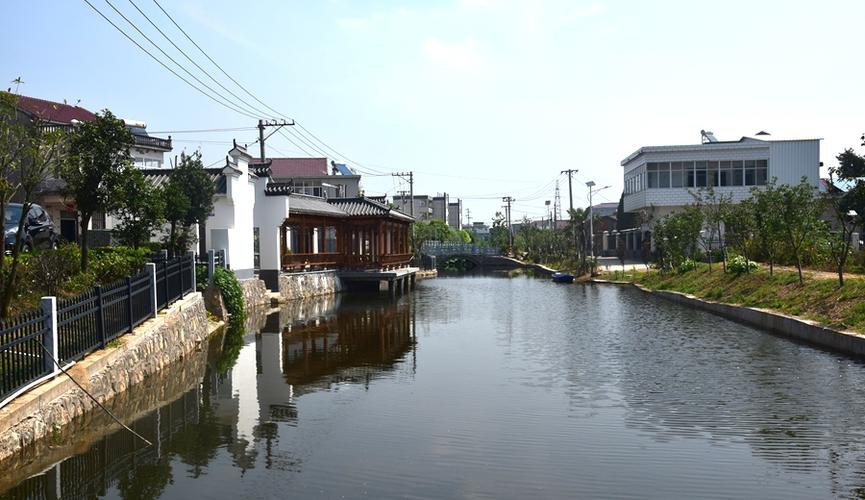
left=133, top=134, right=172, bottom=151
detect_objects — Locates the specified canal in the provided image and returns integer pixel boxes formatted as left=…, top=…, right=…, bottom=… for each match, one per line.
left=4, top=275, right=865, bottom=499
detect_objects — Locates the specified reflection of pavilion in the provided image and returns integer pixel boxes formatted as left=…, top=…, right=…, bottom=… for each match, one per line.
left=277, top=298, right=415, bottom=394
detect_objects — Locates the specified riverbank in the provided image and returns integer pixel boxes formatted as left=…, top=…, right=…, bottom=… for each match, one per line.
left=0, top=292, right=220, bottom=464
left=596, top=265, right=865, bottom=355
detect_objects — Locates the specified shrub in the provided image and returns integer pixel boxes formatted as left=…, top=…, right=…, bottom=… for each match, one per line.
left=89, top=246, right=150, bottom=284
left=25, top=244, right=81, bottom=296
left=677, top=258, right=697, bottom=273
left=195, top=264, right=208, bottom=292
left=728, top=255, right=759, bottom=275
left=212, top=267, right=245, bottom=320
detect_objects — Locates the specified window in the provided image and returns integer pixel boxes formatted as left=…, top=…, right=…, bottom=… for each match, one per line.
left=732, top=160, right=744, bottom=186
left=694, top=161, right=707, bottom=187
left=685, top=161, right=696, bottom=187
left=647, top=162, right=670, bottom=189
left=707, top=161, right=719, bottom=187
left=744, top=160, right=756, bottom=186
left=92, top=211, right=106, bottom=230
left=719, top=161, right=732, bottom=186
left=670, top=162, right=684, bottom=188
left=755, top=159, right=768, bottom=185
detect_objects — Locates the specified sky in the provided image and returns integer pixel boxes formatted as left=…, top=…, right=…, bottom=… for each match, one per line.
left=3, top=0, right=865, bottom=224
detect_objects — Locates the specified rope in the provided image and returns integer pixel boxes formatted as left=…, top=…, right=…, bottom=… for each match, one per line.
left=35, top=338, right=153, bottom=447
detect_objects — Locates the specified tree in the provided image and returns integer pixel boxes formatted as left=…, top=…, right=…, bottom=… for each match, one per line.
left=0, top=92, right=29, bottom=288
left=724, top=200, right=758, bottom=272
left=692, top=186, right=732, bottom=272
left=0, top=95, right=68, bottom=316
left=162, top=152, right=214, bottom=257
left=488, top=212, right=510, bottom=253
left=60, top=110, right=133, bottom=270
left=775, top=178, right=824, bottom=285
left=749, top=181, right=784, bottom=276
left=823, top=146, right=865, bottom=286
left=114, top=168, right=165, bottom=248
left=652, top=207, right=702, bottom=271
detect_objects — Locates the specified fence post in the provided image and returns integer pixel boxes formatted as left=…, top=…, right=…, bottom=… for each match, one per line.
left=126, top=276, right=134, bottom=333
left=207, top=249, right=215, bottom=284
left=159, top=249, right=168, bottom=261
left=95, top=285, right=106, bottom=348
left=146, top=263, right=157, bottom=319
left=40, top=296, right=58, bottom=375
left=187, top=251, right=196, bottom=293
left=163, top=260, right=170, bottom=307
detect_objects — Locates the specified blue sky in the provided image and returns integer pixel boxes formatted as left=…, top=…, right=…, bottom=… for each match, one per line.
left=4, top=0, right=864, bottom=223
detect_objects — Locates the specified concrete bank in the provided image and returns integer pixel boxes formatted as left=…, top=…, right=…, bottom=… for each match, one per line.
left=0, top=292, right=218, bottom=464
left=278, top=270, right=343, bottom=302
left=595, top=279, right=865, bottom=357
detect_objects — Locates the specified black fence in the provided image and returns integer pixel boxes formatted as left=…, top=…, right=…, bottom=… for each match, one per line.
left=0, top=254, right=196, bottom=404
left=0, top=309, right=51, bottom=403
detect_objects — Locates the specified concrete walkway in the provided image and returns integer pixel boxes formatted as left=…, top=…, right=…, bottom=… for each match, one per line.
left=597, top=257, right=647, bottom=273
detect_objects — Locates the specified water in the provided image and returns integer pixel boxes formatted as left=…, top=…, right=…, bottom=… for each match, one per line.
left=5, top=275, right=865, bottom=499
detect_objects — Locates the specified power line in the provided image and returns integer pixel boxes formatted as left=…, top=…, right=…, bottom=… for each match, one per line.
left=101, top=0, right=260, bottom=119
left=81, top=0, right=258, bottom=119
left=148, top=126, right=256, bottom=134
left=127, top=0, right=277, bottom=120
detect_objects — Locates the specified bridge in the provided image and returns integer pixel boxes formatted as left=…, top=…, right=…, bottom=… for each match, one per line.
left=419, top=242, right=555, bottom=273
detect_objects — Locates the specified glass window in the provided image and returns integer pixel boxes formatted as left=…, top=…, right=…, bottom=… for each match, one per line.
left=756, top=159, right=768, bottom=185
left=694, top=161, right=708, bottom=187
left=744, top=160, right=756, bottom=186
left=658, top=164, right=670, bottom=188
left=732, top=160, right=744, bottom=185
left=647, top=163, right=658, bottom=189
left=670, top=162, right=684, bottom=188
left=92, top=211, right=106, bottom=230
left=707, top=161, right=719, bottom=187
left=719, top=161, right=731, bottom=186
left=685, top=161, right=696, bottom=187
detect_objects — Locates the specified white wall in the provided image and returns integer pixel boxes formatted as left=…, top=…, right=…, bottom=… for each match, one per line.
left=253, top=175, right=289, bottom=290
left=206, top=148, right=256, bottom=279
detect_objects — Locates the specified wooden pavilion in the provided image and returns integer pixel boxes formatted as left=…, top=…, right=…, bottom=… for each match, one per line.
left=269, top=192, right=414, bottom=271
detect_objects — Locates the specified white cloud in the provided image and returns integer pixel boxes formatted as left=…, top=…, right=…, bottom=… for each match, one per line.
left=421, top=38, right=484, bottom=71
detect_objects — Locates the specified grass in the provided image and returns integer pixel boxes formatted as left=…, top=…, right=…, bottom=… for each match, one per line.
left=616, top=263, right=865, bottom=334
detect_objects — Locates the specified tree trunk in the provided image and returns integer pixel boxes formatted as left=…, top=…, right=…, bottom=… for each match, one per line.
left=169, top=220, right=177, bottom=258
left=838, top=263, right=844, bottom=287
left=796, top=254, right=804, bottom=285
left=79, top=214, right=91, bottom=272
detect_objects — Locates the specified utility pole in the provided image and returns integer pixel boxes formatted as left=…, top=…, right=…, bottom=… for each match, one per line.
left=466, top=208, right=472, bottom=226
left=392, top=172, right=414, bottom=217
left=258, top=119, right=295, bottom=161
left=502, top=196, right=514, bottom=253
left=561, top=169, right=578, bottom=252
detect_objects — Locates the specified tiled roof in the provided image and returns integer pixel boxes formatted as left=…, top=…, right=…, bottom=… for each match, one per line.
left=249, top=158, right=272, bottom=178
left=252, top=157, right=329, bottom=178
left=140, top=168, right=227, bottom=194
left=328, top=197, right=414, bottom=222
left=288, top=194, right=349, bottom=217
left=12, top=93, right=97, bottom=124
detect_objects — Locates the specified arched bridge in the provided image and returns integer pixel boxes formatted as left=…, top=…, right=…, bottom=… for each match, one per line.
left=419, top=242, right=545, bottom=271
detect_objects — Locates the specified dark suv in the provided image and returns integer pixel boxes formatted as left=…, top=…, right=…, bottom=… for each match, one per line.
left=4, top=203, right=58, bottom=253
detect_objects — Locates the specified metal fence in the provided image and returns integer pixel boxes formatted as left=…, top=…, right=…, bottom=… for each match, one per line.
left=195, top=248, right=227, bottom=285
left=0, top=254, right=196, bottom=406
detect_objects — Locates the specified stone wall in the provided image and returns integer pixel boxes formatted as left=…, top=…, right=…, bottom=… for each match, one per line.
left=0, top=292, right=213, bottom=464
left=240, top=277, right=270, bottom=308
left=279, top=270, right=343, bottom=302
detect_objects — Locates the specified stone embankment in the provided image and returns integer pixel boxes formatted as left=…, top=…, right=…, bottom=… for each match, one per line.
left=279, top=270, right=343, bottom=302
left=0, top=292, right=217, bottom=464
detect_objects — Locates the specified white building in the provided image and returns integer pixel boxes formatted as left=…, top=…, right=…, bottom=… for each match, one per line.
left=615, top=131, right=821, bottom=256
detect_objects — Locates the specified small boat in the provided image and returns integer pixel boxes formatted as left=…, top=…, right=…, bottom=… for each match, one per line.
left=551, top=272, right=575, bottom=283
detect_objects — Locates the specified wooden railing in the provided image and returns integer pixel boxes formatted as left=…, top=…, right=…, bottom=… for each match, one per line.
left=282, top=252, right=341, bottom=270
left=281, top=252, right=413, bottom=270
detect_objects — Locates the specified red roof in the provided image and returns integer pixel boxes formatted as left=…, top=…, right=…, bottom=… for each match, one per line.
left=14, top=94, right=97, bottom=124
left=252, top=157, right=329, bottom=178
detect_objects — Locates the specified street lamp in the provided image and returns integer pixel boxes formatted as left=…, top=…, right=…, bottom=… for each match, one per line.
left=585, top=181, right=611, bottom=260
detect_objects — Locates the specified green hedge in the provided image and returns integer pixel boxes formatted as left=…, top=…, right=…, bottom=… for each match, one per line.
left=212, top=267, right=246, bottom=320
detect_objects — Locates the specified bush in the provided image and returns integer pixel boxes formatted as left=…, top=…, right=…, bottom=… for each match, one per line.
left=89, top=246, right=150, bottom=284
left=677, top=258, right=697, bottom=273
left=195, top=264, right=208, bottom=292
left=212, top=267, right=245, bottom=320
left=728, top=255, right=759, bottom=274
left=25, top=244, right=81, bottom=296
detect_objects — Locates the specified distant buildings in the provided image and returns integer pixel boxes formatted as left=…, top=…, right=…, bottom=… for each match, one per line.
left=248, top=157, right=361, bottom=199
left=392, top=192, right=462, bottom=229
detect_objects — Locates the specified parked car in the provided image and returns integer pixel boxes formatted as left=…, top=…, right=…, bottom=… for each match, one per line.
left=4, top=203, right=58, bottom=253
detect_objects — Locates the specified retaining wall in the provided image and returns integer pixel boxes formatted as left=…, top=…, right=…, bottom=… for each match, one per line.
left=630, top=283, right=865, bottom=357
left=279, top=270, right=343, bottom=302
left=0, top=292, right=213, bottom=464
left=239, top=277, right=270, bottom=307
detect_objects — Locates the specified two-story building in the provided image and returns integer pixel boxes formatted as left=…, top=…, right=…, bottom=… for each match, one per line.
left=616, top=131, right=821, bottom=257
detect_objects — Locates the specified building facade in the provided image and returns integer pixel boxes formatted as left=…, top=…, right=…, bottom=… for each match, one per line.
left=615, top=132, right=821, bottom=257
left=250, top=157, right=361, bottom=199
